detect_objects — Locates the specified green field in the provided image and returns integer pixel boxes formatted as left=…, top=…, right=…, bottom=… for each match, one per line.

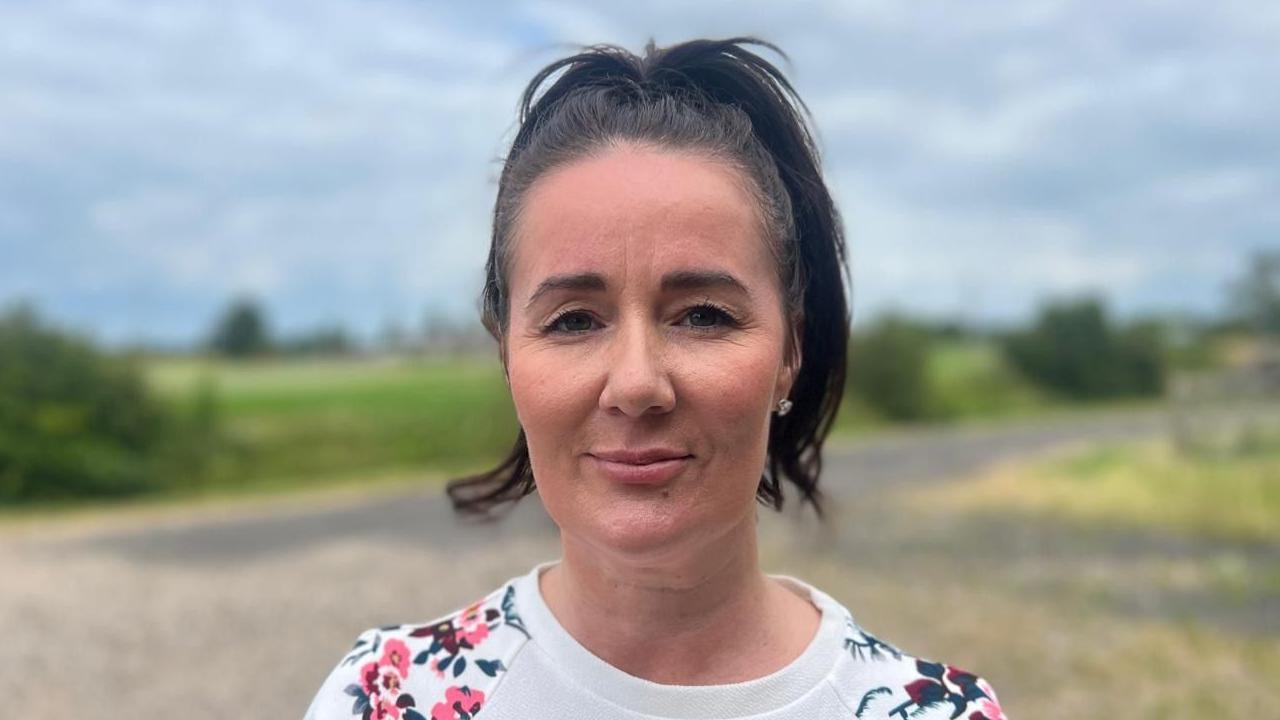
left=146, top=355, right=520, bottom=495
left=922, top=339, right=1052, bottom=418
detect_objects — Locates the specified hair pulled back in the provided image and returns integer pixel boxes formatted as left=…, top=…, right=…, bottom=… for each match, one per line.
left=447, top=37, right=850, bottom=520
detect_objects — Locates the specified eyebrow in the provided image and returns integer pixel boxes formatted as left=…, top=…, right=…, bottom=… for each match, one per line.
left=524, top=269, right=751, bottom=310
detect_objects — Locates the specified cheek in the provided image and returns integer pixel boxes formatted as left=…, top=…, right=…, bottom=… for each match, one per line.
left=677, top=344, right=778, bottom=428
left=506, top=346, right=595, bottom=447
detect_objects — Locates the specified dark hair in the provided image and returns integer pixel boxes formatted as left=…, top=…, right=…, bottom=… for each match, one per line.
left=446, top=37, right=850, bottom=521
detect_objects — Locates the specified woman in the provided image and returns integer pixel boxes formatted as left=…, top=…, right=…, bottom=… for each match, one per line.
left=306, top=37, right=1007, bottom=720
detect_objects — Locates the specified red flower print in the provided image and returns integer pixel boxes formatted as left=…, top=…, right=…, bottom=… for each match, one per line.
left=891, top=660, right=997, bottom=719
left=359, top=654, right=415, bottom=720
left=380, top=638, right=412, bottom=677
left=369, top=693, right=403, bottom=720
left=412, top=619, right=463, bottom=655
left=360, top=661, right=382, bottom=696
left=903, top=676, right=942, bottom=706
left=430, top=685, right=485, bottom=720
left=945, top=665, right=979, bottom=688
left=378, top=666, right=403, bottom=695
left=409, top=600, right=502, bottom=664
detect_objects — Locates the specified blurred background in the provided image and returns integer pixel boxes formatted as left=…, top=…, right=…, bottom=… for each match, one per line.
left=1, top=1, right=1276, bottom=718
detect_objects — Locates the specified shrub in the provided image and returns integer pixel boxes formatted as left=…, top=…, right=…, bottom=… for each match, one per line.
left=1001, top=297, right=1167, bottom=399
left=0, top=304, right=219, bottom=503
left=847, top=314, right=934, bottom=421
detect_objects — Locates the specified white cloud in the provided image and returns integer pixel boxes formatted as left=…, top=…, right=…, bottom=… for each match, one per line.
left=2, top=0, right=1276, bottom=343
left=1147, top=167, right=1269, bottom=206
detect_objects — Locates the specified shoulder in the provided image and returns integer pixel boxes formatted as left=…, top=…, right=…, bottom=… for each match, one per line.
left=830, top=606, right=1009, bottom=720
left=304, top=582, right=532, bottom=720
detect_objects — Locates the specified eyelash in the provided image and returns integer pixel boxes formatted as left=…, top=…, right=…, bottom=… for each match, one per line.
left=542, top=302, right=740, bottom=336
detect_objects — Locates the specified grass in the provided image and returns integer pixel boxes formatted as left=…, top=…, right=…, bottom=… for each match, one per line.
left=926, top=339, right=1052, bottom=418
left=147, top=354, right=519, bottom=490
left=906, top=434, right=1280, bottom=544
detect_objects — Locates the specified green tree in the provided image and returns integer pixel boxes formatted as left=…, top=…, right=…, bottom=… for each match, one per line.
left=0, top=304, right=165, bottom=501
left=0, top=304, right=225, bottom=503
left=1002, top=297, right=1166, bottom=399
left=847, top=313, right=934, bottom=421
left=1226, top=250, right=1280, bottom=335
left=208, top=297, right=271, bottom=357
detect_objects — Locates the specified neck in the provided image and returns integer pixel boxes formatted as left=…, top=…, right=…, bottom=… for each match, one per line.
left=539, top=512, right=817, bottom=684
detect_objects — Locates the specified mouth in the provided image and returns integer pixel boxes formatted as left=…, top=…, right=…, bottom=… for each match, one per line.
left=587, top=450, right=693, bottom=486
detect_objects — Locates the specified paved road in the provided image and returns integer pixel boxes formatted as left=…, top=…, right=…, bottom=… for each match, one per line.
left=9, top=406, right=1223, bottom=720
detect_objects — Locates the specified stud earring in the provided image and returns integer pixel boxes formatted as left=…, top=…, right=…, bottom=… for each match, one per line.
left=775, top=398, right=793, bottom=416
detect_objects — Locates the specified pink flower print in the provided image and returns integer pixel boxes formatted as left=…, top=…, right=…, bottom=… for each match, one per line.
left=380, top=638, right=412, bottom=677
left=431, top=685, right=485, bottom=720
left=456, top=601, right=498, bottom=650
left=410, top=601, right=500, bottom=655
left=360, top=655, right=411, bottom=719
left=458, top=620, right=489, bottom=647
left=971, top=677, right=1008, bottom=720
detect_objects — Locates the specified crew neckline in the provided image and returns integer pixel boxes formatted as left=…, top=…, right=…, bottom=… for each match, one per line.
left=513, top=560, right=844, bottom=719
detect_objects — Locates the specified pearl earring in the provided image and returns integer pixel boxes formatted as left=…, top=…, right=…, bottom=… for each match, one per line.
left=775, top=398, right=793, bottom=416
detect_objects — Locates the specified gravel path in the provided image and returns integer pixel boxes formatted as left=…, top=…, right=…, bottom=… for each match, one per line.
left=6, top=407, right=1273, bottom=718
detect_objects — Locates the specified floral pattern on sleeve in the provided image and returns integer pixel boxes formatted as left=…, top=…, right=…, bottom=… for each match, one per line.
left=335, top=585, right=528, bottom=720
left=840, top=609, right=1007, bottom=720
left=853, top=659, right=1008, bottom=720
left=844, top=615, right=904, bottom=662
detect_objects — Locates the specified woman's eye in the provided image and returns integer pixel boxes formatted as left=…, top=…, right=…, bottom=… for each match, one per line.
left=546, top=305, right=734, bottom=335
left=549, top=312, right=594, bottom=333
left=684, top=305, right=733, bottom=329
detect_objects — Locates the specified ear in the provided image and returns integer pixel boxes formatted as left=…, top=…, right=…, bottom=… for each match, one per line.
left=774, top=322, right=803, bottom=405
left=491, top=335, right=506, bottom=386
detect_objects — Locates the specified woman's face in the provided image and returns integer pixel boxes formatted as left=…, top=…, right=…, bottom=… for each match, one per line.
left=503, top=144, right=799, bottom=564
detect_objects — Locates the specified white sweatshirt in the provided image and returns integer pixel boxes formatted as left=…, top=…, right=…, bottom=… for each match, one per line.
left=304, top=560, right=1008, bottom=720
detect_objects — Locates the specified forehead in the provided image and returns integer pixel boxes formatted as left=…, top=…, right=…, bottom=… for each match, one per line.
left=509, top=145, right=774, bottom=297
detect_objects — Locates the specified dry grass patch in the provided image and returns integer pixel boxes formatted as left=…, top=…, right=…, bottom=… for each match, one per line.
left=902, top=436, right=1280, bottom=544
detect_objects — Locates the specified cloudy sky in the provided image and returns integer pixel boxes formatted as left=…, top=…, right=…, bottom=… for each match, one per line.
left=3, top=0, right=1277, bottom=346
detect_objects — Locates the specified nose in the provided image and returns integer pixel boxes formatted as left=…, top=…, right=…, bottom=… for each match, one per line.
left=598, top=318, right=675, bottom=418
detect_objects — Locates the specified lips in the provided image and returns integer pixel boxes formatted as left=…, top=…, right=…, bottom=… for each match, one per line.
left=588, top=448, right=693, bottom=485
left=591, top=448, right=690, bottom=464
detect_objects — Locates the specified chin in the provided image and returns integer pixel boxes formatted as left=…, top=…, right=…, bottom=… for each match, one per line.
left=581, top=504, right=699, bottom=559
